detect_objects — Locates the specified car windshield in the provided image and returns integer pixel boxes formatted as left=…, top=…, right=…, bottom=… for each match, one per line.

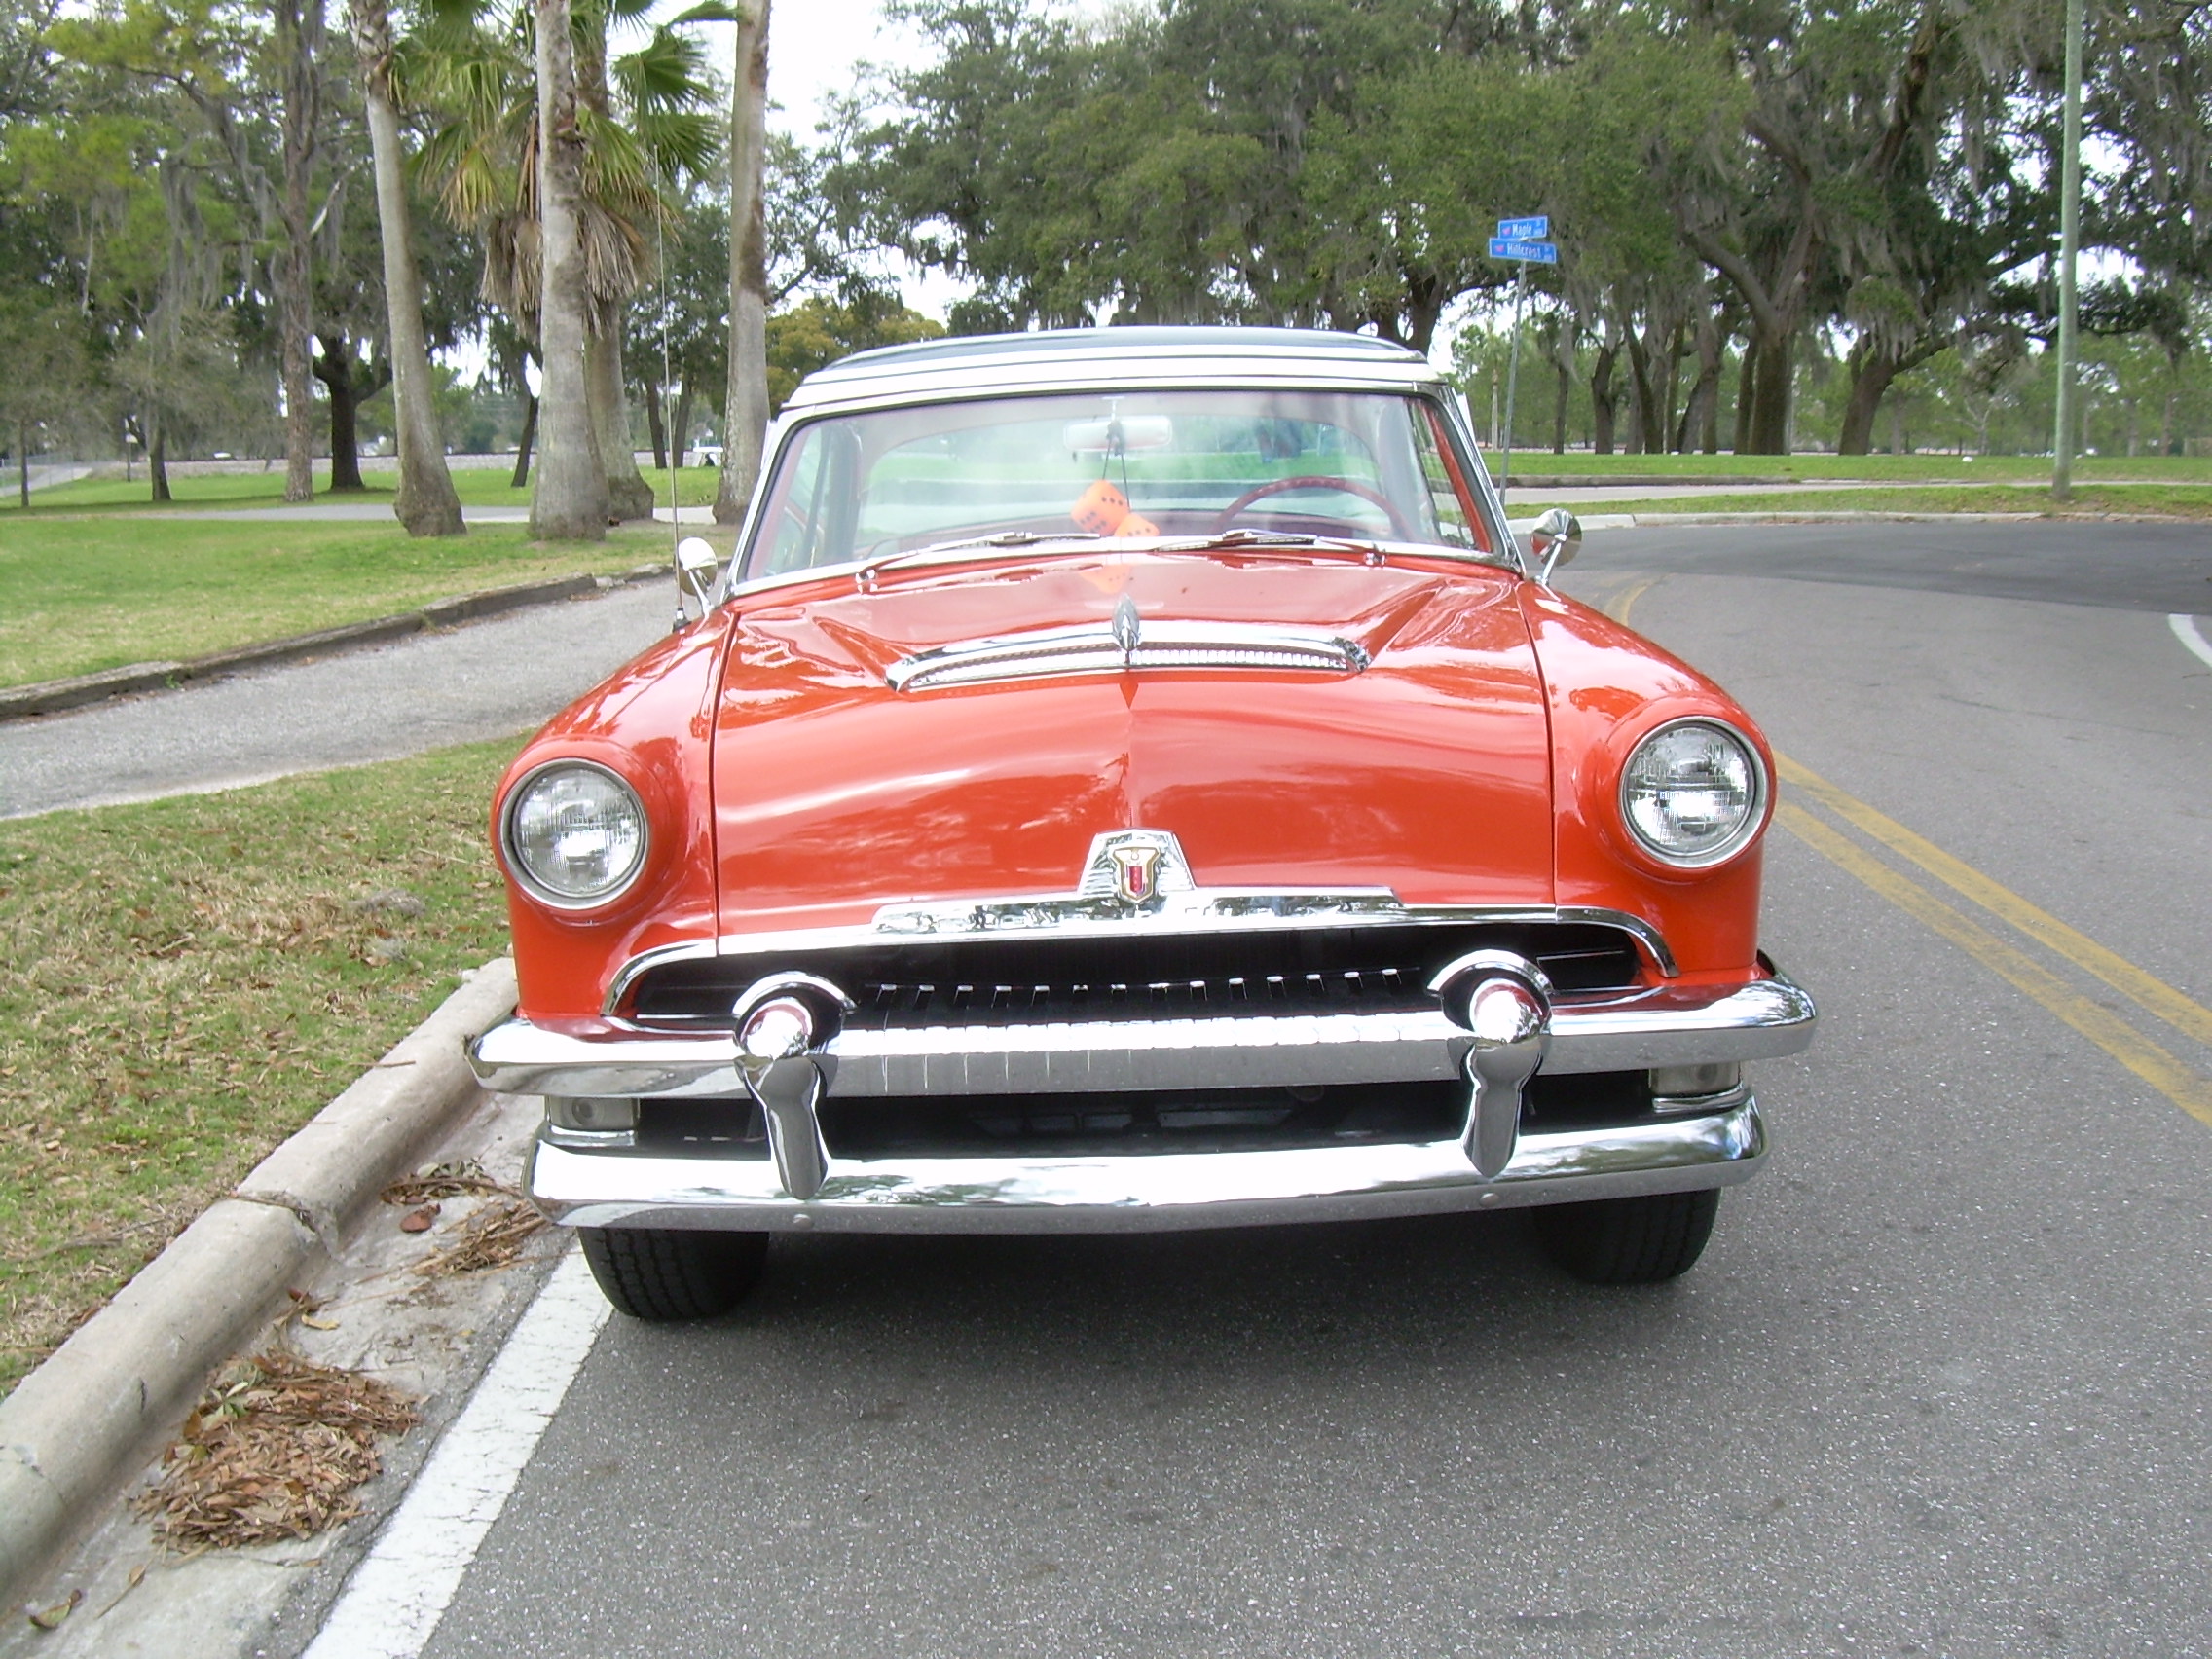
left=739, top=388, right=1493, bottom=582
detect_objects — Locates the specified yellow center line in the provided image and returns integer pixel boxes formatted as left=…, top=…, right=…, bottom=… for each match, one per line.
left=1776, top=754, right=2212, bottom=1053
left=1604, top=576, right=1659, bottom=628
left=1777, top=804, right=2212, bottom=1128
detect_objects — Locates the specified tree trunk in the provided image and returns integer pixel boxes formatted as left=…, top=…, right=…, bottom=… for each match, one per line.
left=1731, top=337, right=1756, bottom=452
left=532, top=0, right=608, bottom=539
left=644, top=374, right=667, bottom=471
left=1553, top=355, right=1569, bottom=455
left=313, top=334, right=381, bottom=490
left=1590, top=344, right=1618, bottom=456
left=351, top=0, right=463, bottom=535
left=1403, top=274, right=1444, bottom=358
left=149, top=417, right=170, bottom=503
left=672, top=379, right=694, bottom=470
left=18, top=421, right=27, bottom=509
left=714, top=0, right=772, bottom=526
left=2165, top=387, right=2181, bottom=457
left=276, top=0, right=323, bottom=504
left=588, top=310, right=654, bottom=520
left=1621, top=313, right=1661, bottom=455
left=511, top=393, right=537, bottom=488
left=1676, top=308, right=1721, bottom=455
left=1745, top=326, right=1792, bottom=454
left=1837, top=344, right=1898, bottom=456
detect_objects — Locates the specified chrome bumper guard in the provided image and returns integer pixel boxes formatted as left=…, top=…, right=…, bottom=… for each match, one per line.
left=471, top=962, right=1813, bottom=1232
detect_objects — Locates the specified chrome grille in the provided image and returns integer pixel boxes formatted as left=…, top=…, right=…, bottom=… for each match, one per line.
left=622, top=923, right=1644, bottom=1028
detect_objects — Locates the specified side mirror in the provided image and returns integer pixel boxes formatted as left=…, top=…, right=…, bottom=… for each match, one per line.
left=676, top=536, right=719, bottom=601
left=1526, top=508, right=1581, bottom=583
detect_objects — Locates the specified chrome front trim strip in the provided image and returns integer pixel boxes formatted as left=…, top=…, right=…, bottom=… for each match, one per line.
left=887, top=618, right=1370, bottom=691
left=473, top=971, right=1815, bottom=1101
left=523, top=1100, right=1766, bottom=1235
left=600, top=900, right=1681, bottom=1013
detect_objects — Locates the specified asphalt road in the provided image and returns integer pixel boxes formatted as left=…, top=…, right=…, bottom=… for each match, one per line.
left=282, top=520, right=2206, bottom=1659
left=0, top=581, right=674, bottom=819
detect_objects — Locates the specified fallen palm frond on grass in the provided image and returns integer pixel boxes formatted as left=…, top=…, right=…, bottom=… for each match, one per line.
left=412, top=1197, right=547, bottom=1277
left=133, top=1351, right=419, bottom=1548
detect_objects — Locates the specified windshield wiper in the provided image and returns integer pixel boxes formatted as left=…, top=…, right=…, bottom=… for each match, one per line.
left=857, top=531, right=1102, bottom=586
left=1157, top=528, right=1388, bottom=559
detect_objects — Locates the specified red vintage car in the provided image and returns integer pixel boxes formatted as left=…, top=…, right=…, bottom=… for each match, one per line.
left=468, top=328, right=1815, bottom=1320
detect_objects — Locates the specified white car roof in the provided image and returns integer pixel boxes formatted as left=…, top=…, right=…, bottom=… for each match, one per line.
left=782, top=326, right=1448, bottom=417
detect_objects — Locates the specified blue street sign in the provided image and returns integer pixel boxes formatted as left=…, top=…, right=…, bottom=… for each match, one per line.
left=1488, top=238, right=1559, bottom=265
left=1495, top=215, right=1549, bottom=240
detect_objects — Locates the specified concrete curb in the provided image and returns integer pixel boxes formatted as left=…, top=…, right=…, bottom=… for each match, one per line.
left=1507, top=508, right=2167, bottom=533
left=0, top=959, right=520, bottom=1609
left=0, top=564, right=670, bottom=723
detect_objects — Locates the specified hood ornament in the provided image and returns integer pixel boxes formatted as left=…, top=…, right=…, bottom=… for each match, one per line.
left=1077, top=829, right=1194, bottom=905
left=1111, top=592, right=1141, bottom=664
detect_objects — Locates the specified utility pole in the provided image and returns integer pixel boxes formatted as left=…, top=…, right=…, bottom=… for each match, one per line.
left=1500, top=265, right=1529, bottom=491
left=2052, top=0, right=2083, bottom=504
left=1485, top=216, right=1557, bottom=496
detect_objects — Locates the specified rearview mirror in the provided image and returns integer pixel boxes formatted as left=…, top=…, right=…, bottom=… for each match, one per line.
left=1063, top=415, right=1173, bottom=455
left=1527, top=508, right=1581, bottom=583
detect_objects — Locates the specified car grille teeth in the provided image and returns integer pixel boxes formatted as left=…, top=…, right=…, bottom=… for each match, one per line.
left=857, top=967, right=1422, bottom=1027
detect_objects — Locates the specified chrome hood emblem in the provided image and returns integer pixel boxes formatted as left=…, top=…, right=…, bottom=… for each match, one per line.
left=1111, top=592, right=1142, bottom=662
left=1078, top=829, right=1194, bottom=905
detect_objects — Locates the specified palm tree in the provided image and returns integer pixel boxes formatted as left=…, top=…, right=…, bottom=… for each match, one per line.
left=530, top=0, right=606, bottom=536
left=413, top=0, right=721, bottom=527
left=713, top=0, right=769, bottom=525
left=347, top=0, right=465, bottom=535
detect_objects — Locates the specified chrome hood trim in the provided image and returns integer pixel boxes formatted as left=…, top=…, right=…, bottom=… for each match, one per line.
left=885, top=611, right=1370, bottom=691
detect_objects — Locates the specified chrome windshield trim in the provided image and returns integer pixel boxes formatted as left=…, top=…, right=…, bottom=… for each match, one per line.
left=524, top=1101, right=1767, bottom=1235
left=599, top=901, right=1680, bottom=1014
left=489, top=970, right=1813, bottom=1100
left=886, top=618, right=1371, bottom=691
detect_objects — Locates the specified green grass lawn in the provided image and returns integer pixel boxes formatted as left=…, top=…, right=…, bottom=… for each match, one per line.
left=0, top=517, right=704, bottom=686
left=4, top=462, right=725, bottom=514
left=0, top=738, right=522, bottom=1398
left=1517, top=483, right=2212, bottom=519
left=1487, top=452, right=2212, bottom=482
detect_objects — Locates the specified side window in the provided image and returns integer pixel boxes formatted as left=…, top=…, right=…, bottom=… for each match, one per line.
left=760, top=433, right=828, bottom=575
left=1413, top=405, right=1482, bottom=551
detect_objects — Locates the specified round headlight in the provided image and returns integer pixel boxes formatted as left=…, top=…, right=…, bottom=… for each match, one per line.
left=502, top=761, right=649, bottom=906
left=1619, top=719, right=1766, bottom=868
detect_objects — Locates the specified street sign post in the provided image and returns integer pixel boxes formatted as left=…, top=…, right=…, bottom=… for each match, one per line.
left=1488, top=219, right=1558, bottom=492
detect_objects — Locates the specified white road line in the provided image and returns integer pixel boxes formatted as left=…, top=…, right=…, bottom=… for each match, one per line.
left=2171, top=612, right=2212, bottom=671
left=301, top=1245, right=610, bottom=1659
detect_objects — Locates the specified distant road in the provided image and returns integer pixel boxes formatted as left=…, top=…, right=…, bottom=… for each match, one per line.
left=0, top=582, right=674, bottom=820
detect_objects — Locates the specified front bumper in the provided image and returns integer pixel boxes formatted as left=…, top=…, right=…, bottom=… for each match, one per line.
left=524, top=1100, right=1766, bottom=1233
left=472, top=965, right=1814, bottom=1234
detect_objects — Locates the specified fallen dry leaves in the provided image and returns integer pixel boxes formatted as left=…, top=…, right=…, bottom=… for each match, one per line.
left=411, top=1198, right=547, bottom=1277
left=134, top=1351, right=419, bottom=1549
left=380, top=1158, right=506, bottom=1207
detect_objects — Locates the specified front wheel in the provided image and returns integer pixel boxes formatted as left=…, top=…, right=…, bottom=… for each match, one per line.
left=579, top=1226, right=769, bottom=1320
left=1532, top=1189, right=1719, bottom=1284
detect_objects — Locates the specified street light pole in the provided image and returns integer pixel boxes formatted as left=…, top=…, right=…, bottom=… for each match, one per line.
left=2052, top=0, right=2083, bottom=504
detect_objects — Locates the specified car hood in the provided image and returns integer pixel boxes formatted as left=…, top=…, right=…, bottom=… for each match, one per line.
left=710, top=554, right=1554, bottom=930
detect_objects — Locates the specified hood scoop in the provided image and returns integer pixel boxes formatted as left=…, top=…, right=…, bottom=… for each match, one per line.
left=886, top=593, right=1371, bottom=692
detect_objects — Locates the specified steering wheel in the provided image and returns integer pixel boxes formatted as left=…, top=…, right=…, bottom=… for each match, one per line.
left=1210, top=474, right=1416, bottom=540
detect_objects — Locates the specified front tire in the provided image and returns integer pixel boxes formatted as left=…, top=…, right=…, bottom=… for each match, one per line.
left=1532, top=1189, right=1719, bottom=1284
left=579, top=1226, right=769, bottom=1320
